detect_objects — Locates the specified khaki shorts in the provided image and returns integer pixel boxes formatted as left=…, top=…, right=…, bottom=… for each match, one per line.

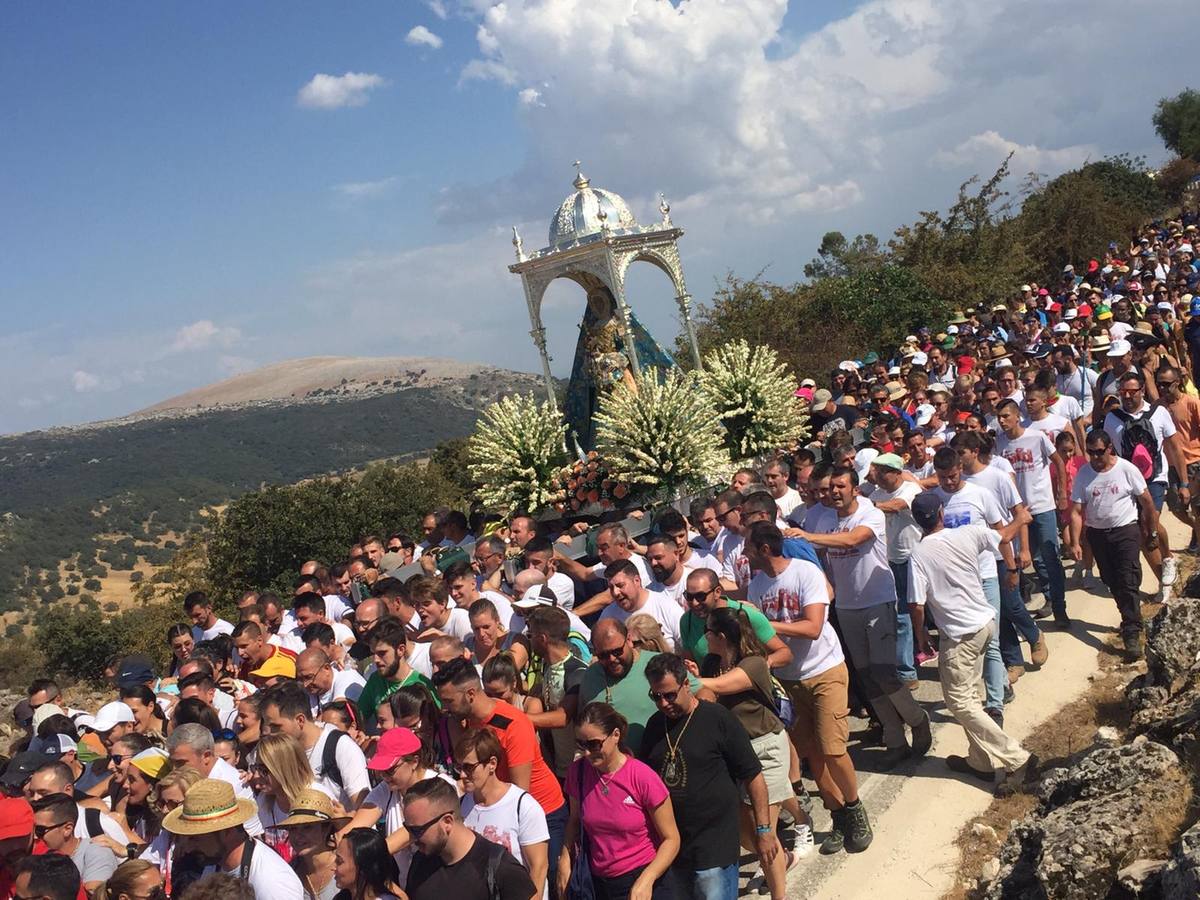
left=741, top=729, right=793, bottom=806
left=780, top=662, right=850, bottom=758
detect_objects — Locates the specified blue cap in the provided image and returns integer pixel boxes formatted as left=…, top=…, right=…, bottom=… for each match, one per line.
left=1190, top=298, right=1200, bottom=317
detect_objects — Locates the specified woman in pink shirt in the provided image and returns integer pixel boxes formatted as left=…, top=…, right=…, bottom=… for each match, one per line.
left=558, top=703, right=679, bottom=900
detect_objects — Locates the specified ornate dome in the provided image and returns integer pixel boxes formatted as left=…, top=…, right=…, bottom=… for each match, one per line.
left=548, top=167, right=638, bottom=248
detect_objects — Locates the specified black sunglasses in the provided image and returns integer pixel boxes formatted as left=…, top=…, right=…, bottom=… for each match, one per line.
left=594, top=646, right=626, bottom=660
left=648, top=688, right=681, bottom=703
left=405, top=811, right=452, bottom=841
left=683, top=590, right=713, bottom=603
left=575, top=737, right=607, bottom=753
left=1086, top=447, right=1108, bottom=456
left=387, top=544, right=403, bottom=552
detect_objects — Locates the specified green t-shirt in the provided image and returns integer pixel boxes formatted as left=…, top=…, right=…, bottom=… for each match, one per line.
left=679, top=600, right=777, bottom=662
left=579, top=650, right=702, bottom=755
left=358, top=668, right=438, bottom=725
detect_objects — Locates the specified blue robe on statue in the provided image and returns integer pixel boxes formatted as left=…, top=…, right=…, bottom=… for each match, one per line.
left=563, top=298, right=676, bottom=451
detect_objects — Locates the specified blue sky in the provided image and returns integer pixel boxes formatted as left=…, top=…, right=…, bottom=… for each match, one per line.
left=1, top=0, right=1194, bottom=433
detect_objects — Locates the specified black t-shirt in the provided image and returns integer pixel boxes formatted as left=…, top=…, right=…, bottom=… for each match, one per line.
left=407, top=833, right=536, bottom=900
left=810, top=403, right=860, bottom=440
left=639, top=700, right=762, bottom=869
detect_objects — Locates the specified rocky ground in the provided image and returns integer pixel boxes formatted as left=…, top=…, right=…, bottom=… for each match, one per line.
left=977, top=579, right=1200, bottom=898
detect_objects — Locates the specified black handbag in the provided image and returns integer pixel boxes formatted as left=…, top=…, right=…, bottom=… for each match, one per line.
left=566, top=759, right=597, bottom=900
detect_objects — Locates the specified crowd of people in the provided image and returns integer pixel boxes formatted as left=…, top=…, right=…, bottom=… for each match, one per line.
left=3, top=213, right=1200, bottom=900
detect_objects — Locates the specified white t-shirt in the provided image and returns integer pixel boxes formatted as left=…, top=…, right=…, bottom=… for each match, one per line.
left=74, top=806, right=128, bottom=845
left=1049, top=395, right=1084, bottom=424
left=307, top=723, right=371, bottom=808
left=192, top=618, right=234, bottom=643
left=869, top=480, right=922, bottom=563
left=931, top=483, right=1006, bottom=580
left=773, top=488, right=804, bottom=519
left=461, top=785, right=549, bottom=898
left=546, top=572, right=577, bottom=610
left=994, top=429, right=1058, bottom=515
left=817, top=498, right=897, bottom=611
left=1104, top=403, right=1177, bottom=485
left=905, top=460, right=935, bottom=480
left=598, top=590, right=684, bottom=651
left=269, top=630, right=307, bottom=654
left=1057, top=366, right=1098, bottom=417
left=309, top=667, right=367, bottom=715
left=210, top=757, right=263, bottom=836
left=681, top=549, right=721, bottom=574
left=429, top=607, right=474, bottom=642
left=364, top=770, right=458, bottom=885
left=648, top=570, right=688, bottom=609
left=716, top=532, right=750, bottom=588
left=988, top=455, right=1015, bottom=476
left=223, top=835, right=304, bottom=900
left=748, top=558, right=842, bottom=681
left=965, top=466, right=1022, bottom=523
left=909, top=525, right=1001, bottom=640
left=1025, top=412, right=1071, bottom=443
left=289, top=620, right=355, bottom=651
left=591, top=554, right=652, bottom=585
left=1071, top=457, right=1147, bottom=530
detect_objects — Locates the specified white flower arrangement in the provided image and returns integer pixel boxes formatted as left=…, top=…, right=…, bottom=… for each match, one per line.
left=699, top=339, right=809, bottom=460
left=594, top=368, right=731, bottom=498
left=467, top=394, right=567, bottom=514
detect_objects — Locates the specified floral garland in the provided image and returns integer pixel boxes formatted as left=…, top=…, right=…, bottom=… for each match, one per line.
left=699, top=339, right=809, bottom=459
left=594, top=367, right=731, bottom=500
left=551, top=452, right=632, bottom=512
left=467, top=394, right=567, bottom=514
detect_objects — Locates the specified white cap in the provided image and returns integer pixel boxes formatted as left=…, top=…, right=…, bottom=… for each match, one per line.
left=947, top=324, right=959, bottom=334
left=854, top=448, right=880, bottom=481
left=800, top=378, right=816, bottom=388
left=1064, top=308, right=1078, bottom=320
left=1178, top=243, right=1194, bottom=254
left=904, top=334, right=918, bottom=344
left=92, top=701, right=136, bottom=733
left=1107, top=338, right=1132, bottom=357
left=1109, top=322, right=1133, bottom=341
left=73, top=714, right=97, bottom=732
left=994, top=358, right=1014, bottom=369
left=927, top=383, right=950, bottom=395
left=1157, top=301, right=1174, bottom=312
left=915, top=403, right=935, bottom=426
left=887, top=365, right=901, bottom=376
left=911, top=351, right=929, bottom=367
left=29, top=734, right=77, bottom=756
left=31, top=703, right=65, bottom=733
left=838, top=360, right=859, bottom=372
left=1052, top=322, right=1071, bottom=334
left=514, top=585, right=559, bottom=610
left=1020, top=284, right=1032, bottom=292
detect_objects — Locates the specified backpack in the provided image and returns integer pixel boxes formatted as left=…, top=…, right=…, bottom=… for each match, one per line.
left=483, top=839, right=506, bottom=900
left=1114, top=407, right=1161, bottom=480
left=318, top=728, right=345, bottom=788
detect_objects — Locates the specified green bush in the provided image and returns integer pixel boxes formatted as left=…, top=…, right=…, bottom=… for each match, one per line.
left=83, top=578, right=102, bottom=592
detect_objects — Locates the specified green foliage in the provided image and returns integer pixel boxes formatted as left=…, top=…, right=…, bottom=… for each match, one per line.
left=36, top=601, right=181, bottom=680
left=82, top=578, right=101, bottom=592
left=803, top=231, right=885, bottom=280
left=1154, top=89, right=1200, bottom=160
left=205, top=461, right=461, bottom=601
left=1019, top=156, right=1164, bottom=268
left=1157, top=157, right=1200, bottom=204
left=428, top=437, right=474, bottom=498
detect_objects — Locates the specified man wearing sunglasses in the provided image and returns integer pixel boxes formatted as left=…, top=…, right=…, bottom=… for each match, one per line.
left=677, top=568, right=791, bottom=670
left=1068, top=430, right=1159, bottom=660
left=1156, top=364, right=1200, bottom=553
left=31, top=793, right=119, bottom=893
left=405, top=777, right=536, bottom=900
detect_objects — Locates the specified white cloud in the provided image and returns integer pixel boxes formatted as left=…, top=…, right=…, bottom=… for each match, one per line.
left=459, top=58, right=516, bottom=86
left=427, top=0, right=448, bottom=19
left=333, top=176, right=400, bottom=199
left=934, top=130, right=1097, bottom=175
left=406, top=25, right=444, bottom=49
left=72, top=370, right=100, bottom=393
left=169, top=320, right=241, bottom=354
left=517, top=87, right=543, bottom=108
left=296, top=72, right=386, bottom=109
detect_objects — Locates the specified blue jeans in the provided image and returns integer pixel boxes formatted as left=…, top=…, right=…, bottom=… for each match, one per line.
left=1029, top=509, right=1067, bottom=614
left=981, top=577, right=1006, bottom=710
left=546, top=801, right=569, bottom=899
left=999, top=577, right=1041, bottom=668
left=669, top=862, right=738, bottom=900
left=1149, top=480, right=1167, bottom=511
left=890, top=561, right=917, bottom=683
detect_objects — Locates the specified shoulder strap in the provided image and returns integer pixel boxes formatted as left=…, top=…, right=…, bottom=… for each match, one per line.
left=83, top=806, right=103, bottom=838
left=238, top=837, right=256, bottom=881
left=320, top=728, right=345, bottom=787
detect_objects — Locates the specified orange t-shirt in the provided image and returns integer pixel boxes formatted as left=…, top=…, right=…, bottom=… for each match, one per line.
left=476, top=699, right=564, bottom=815
left=1167, top=394, right=1200, bottom=467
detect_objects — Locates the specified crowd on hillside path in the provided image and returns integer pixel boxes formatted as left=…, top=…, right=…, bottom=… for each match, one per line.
left=4, top=211, right=1200, bottom=900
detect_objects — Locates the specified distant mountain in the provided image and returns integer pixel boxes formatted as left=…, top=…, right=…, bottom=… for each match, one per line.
left=0, top=357, right=547, bottom=615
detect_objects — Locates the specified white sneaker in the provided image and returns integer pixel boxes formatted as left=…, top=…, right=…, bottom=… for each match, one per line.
left=1162, top=556, right=1178, bottom=586
left=1160, top=582, right=1173, bottom=606
left=792, top=824, right=815, bottom=858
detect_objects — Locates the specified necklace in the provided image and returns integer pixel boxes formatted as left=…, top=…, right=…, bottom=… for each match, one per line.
left=661, top=704, right=697, bottom=789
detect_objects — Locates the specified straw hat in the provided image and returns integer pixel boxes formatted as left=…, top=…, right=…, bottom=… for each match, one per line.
left=277, top=788, right=351, bottom=829
left=161, top=778, right=257, bottom=835
left=885, top=381, right=907, bottom=402
left=988, top=344, right=1011, bottom=361
left=1090, top=331, right=1111, bottom=351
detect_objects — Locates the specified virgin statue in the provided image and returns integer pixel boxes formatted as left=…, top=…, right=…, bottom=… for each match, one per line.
left=563, top=286, right=676, bottom=449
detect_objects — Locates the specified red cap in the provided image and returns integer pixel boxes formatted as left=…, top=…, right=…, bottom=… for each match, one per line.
left=1087, top=259, right=1099, bottom=273
left=1037, top=288, right=1050, bottom=296
left=0, top=796, right=33, bottom=840
left=366, top=727, right=422, bottom=771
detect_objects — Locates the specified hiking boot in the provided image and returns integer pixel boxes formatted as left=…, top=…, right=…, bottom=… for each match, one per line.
left=1003, top=684, right=1015, bottom=705
left=946, top=754, right=994, bottom=783
left=910, top=712, right=932, bottom=757
left=1007, top=664, right=1024, bottom=685
left=819, top=808, right=845, bottom=855
left=985, top=706, right=1004, bottom=728
left=1122, top=630, right=1144, bottom=661
left=1053, top=610, right=1072, bottom=629
left=879, top=745, right=910, bottom=770
left=841, top=799, right=873, bottom=853
left=995, top=753, right=1040, bottom=798
left=1029, top=633, right=1049, bottom=668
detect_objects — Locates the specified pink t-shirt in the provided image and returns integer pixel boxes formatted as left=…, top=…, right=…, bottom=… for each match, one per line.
left=565, top=757, right=668, bottom=878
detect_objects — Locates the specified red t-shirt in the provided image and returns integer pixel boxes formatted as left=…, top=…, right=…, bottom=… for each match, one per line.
left=475, top=699, right=564, bottom=815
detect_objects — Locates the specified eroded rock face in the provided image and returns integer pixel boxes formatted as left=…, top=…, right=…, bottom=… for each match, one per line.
left=1143, top=593, right=1200, bottom=690
left=1160, top=820, right=1200, bottom=896
left=984, top=738, right=1182, bottom=899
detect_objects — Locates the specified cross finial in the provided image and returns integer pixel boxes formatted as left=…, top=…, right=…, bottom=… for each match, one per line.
left=572, top=160, right=589, bottom=190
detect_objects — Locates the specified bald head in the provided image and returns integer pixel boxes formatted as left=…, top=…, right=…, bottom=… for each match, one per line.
left=296, top=647, right=333, bottom=695
left=592, top=618, right=627, bottom=645
left=352, top=597, right=386, bottom=639
left=300, top=560, right=320, bottom=576
left=513, top=569, right=546, bottom=594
